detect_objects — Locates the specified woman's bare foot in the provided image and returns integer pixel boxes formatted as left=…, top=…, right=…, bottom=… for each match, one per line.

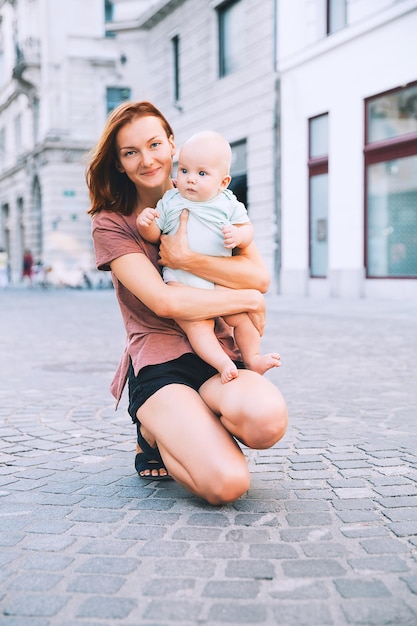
left=245, top=353, right=281, bottom=376
left=135, top=425, right=171, bottom=480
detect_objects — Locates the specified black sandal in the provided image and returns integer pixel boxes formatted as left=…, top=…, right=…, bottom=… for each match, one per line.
left=135, top=425, right=172, bottom=481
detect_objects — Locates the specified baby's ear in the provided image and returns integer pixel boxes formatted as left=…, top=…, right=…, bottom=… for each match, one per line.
left=220, top=175, right=231, bottom=190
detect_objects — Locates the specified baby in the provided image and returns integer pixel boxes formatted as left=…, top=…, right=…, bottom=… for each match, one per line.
left=137, top=130, right=281, bottom=382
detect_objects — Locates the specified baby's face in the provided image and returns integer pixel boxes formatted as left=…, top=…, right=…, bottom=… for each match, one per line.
left=176, top=143, right=228, bottom=202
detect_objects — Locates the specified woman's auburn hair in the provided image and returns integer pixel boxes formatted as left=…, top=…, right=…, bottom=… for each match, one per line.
left=86, top=101, right=174, bottom=217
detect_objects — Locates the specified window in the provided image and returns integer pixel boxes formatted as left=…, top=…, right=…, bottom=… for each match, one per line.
left=0, top=127, right=5, bottom=170
left=327, top=0, right=347, bottom=35
left=172, top=35, right=180, bottom=103
left=106, top=87, right=131, bottom=115
left=308, top=114, right=329, bottom=278
left=229, top=140, right=247, bottom=208
left=104, top=0, right=115, bottom=37
left=14, top=113, right=22, bottom=156
left=365, top=83, right=417, bottom=278
left=217, top=0, right=244, bottom=78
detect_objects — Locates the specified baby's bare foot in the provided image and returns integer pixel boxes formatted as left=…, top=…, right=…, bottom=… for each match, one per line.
left=246, top=353, right=281, bottom=375
left=220, top=361, right=239, bottom=384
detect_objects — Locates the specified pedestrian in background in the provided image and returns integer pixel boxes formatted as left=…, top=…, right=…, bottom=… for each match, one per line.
left=22, top=249, right=34, bottom=285
left=86, top=101, right=287, bottom=504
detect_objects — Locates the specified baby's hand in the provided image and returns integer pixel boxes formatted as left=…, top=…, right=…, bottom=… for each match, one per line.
left=137, top=207, right=160, bottom=228
left=222, top=224, right=242, bottom=249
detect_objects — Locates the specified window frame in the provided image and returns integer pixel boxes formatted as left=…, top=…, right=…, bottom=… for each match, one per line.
left=308, top=113, right=329, bottom=278
left=364, top=81, right=417, bottom=279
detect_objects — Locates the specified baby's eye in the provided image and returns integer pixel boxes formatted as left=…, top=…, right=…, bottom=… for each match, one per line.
left=180, top=168, right=188, bottom=174
left=198, top=171, right=206, bottom=176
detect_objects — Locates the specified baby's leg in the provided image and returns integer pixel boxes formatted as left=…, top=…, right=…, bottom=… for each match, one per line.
left=176, top=318, right=238, bottom=383
left=223, top=312, right=281, bottom=375
left=166, top=280, right=238, bottom=383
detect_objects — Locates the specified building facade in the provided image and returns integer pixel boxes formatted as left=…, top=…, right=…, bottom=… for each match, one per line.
left=0, top=0, right=416, bottom=299
left=278, top=0, right=417, bottom=299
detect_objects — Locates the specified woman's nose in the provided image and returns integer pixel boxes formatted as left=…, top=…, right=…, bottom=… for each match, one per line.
left=141, top=150, right=154, bottom=166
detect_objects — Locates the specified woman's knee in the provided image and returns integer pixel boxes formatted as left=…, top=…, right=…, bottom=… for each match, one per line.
left=245, top=402, right=288, bottom=449
left=200, top=463, right=250, bottom=506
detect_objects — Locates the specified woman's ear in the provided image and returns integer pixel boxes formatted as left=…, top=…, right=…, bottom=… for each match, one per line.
left=116, top=161, right=125, bottom=173
left=169, top=135, right=176, bottom=157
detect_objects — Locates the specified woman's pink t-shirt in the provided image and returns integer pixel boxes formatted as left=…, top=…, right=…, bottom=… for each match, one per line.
left=92, top=210, right=240, bottom=404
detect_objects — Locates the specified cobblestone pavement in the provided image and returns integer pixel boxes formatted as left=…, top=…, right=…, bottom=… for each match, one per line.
left=1, top=287, right=417, bottom=626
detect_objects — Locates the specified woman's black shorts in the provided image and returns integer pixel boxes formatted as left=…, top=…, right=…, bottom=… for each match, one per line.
left=128, top=353, right=244, bottom=423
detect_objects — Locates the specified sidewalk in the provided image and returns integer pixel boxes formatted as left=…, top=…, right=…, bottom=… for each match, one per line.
left=0, top=288, right=417, bottom=626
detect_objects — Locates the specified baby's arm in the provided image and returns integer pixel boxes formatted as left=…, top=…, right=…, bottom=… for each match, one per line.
left=136, top=208, right=162, bottom=244
left=222, top=222, right=254, bottom=250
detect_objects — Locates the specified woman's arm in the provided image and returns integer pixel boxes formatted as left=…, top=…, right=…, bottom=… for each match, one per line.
left=110, top=252, right=266, bottom=335
left=158, top=210, right=270, bottom=293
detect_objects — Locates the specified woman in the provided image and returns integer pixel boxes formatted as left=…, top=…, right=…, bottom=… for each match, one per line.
left=87, top=101, right=287, bottom=505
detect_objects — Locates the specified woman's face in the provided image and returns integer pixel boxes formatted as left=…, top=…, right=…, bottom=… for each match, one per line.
left=116, top=115, right=175, bottom=191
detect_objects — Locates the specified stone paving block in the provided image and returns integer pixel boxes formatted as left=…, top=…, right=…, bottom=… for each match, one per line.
left=377, top=495, right=417, bottom=508
left=332, top=498, right=376, bottom=510
left=301, top=542, right=347, bottom=558
left=286, top=512, right=333, bottom=527
left=196, top=542, right=243, bottom=558
left=75, top=596, right=137, bottom=619
left=0, top=533, right=24, bottom=547
left=382, top=508, right=417, bottom=521
left=75, top=556, right=139, bottom=574
left=341, top=525, right=390, bottom=538
left=249, top=543, right=298, bottom=559
left=348, top=556, right=409, bottom=573
left=154, top=558, right=216, bottom=577
left=143, top=599, right=203, bottom=621
left=3, top=594, right=70, bottom=617
left=269, top=579, right=329, bottom=599
left=335, top=510, right=380, bottom=523
left=285, top=499, right=330, bottom=512
left=280, top=527, right=332, bottom=542
left=22, top=534, right=76, bottom=552
left=208, top=601, right=267, bottom=623
left=225, top=559, right=275, bottom=579
left=5, top=573, right=62, bottom=591
left=341, top=598, right=417, bottom=625
left=203, top=580, right=260, bottom=598
left=389, top=521, right=417, bottom=537
left=141, top=577, right=196, bottom=596
left=334, top=578, right=391, bottom=598
left=67, top=574, right=125, bottom=593
left=271, top=601, right=333, bottom=625
left=116, top=525, right=166, bottom=541
left=0, top=618, right=49, bottom=626
left=172, top=527, right=222, bottom=541
left=139, top=540, right=190, bottom=557
left=225, top=528, right=271, bottom=542
left=360, top=537, right=409, bottom=554
left=401, top=574, right=417, bottom=594
left=281, top=558, right=346, bottom=578
left=78, top=538, right=135, bottom=555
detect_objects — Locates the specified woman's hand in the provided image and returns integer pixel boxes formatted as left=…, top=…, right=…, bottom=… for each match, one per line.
left=247, top=295, right=266, bottom=336
left=159, top=209, right=191, bottom=268
left=158, top=209, right=270, bottom=293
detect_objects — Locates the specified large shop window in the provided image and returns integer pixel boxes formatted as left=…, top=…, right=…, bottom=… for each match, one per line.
left=365, top=83, right=417, bottom=278
left=308, top=114, right=329, bottom=278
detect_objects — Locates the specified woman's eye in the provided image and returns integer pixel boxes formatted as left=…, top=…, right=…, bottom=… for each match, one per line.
left=124, top=150, right=135, bottom=157
left=150, top=141, right=161, bottom=148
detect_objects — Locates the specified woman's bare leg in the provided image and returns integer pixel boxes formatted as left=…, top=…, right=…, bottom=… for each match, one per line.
left=199, top=369, right=288, bottom=450
left=137, top=384, right=250, bottom=505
